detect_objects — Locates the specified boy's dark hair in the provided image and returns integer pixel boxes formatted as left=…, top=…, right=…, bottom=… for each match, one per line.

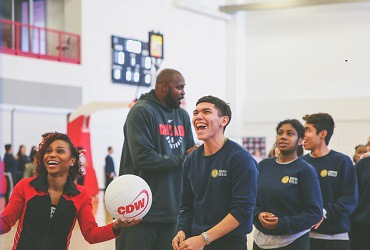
left=302, top=113, right=335, bottom=145
left=276, top=119, right=305, bottom=156
left=196, top=95, right=232, bottom=131
left=353, top=144, right=366, bottom=163
left=5, top=144, right=12, bottom=151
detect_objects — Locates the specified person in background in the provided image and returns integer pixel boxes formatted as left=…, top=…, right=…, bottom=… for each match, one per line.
left=359, top=136, right=370, bottom=159
left=24, top=145, right=38, bottom=178
left=30, top=146, right=38, bottom=158
left=15, top=145, right=30, bottom=184
left=0, top=132, right=140, bottom=249
left=105, top=146, right=116, bottom=191
left=301, top=113, right=358, bottom=250
left=268, top=144, right=280, bottom=158
left=252, top=149, right=264, bottom=163
left=352, top=144, right=366, bottom=164
left=349, top=155, right=370, bottom=250
left=76, top=146, right=87, bottom=186
left=3, top=144, right=18, bottom=206
left=297, top=142, right=304, bottom=157
left=253, top=119, right=323, bottom=250
left=117, top=68, right=196, bottom=250
left=173, top=96, right=258, bottom=250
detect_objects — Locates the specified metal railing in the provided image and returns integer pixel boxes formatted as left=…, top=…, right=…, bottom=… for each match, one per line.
left=0, top=18, right=81, bottom=64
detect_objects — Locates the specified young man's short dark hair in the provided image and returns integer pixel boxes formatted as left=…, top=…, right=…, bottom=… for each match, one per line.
left=302, top=113, right=335, bottom=145
left=196, top=95, right=232, bottom=131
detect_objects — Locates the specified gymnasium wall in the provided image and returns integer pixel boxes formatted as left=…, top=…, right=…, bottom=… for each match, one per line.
left=226, top=2, right=370, bottom=159
left=242, top=97, right=370, bottom=158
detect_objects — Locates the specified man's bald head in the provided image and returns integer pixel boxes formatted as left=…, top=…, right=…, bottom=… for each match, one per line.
left=154, top=68, right=185, bottom=109
left=156, top=69, right=182, bottom=86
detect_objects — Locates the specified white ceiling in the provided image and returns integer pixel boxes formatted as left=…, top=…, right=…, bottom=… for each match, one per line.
left=220, top=0, right=370, bottom=12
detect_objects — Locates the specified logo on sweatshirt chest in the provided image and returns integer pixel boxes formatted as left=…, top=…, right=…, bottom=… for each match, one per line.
left=320, top=169, right=337, bottom=178
left=211, top=169, right=227, bottom=178
left=281, top=176, right=298, bottom=184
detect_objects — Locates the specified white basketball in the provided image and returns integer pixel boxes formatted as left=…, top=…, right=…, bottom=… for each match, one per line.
left=104, top=174, right=152, bottom=221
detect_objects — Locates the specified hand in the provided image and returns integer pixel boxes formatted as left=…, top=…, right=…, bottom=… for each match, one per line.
left=112, top=218, right=141, bottom=235
left=172, top=231, right=186, bottom=250
left=186, top=145, right=199, bottom=155
left=178, top=235, right=206, bottom=250
left=258, top=212, right=275, bottom=221
left=312, top=216, right=324, bottom=230
left=258, top=212, right=278, bottom=229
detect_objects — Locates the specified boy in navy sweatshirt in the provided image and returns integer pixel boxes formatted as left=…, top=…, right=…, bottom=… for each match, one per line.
left=301, top=113, right=358, bottom=250
left=172, top=96, right=258, bottom=250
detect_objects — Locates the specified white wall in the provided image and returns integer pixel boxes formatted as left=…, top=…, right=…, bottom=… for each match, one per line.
left=239, top=2, right=370, bottom=158
left=243, top=3, right=370, bottom=101
left=243, top=97, right=370, bottom=158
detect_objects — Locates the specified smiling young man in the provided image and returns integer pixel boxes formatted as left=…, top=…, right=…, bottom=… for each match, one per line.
left=301, top=113, right=358, bottom=250
left=172, top=96, right=258, bottom=250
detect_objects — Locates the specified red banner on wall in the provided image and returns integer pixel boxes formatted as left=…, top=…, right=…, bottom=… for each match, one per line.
left=67, top=115, right=99, bottom=196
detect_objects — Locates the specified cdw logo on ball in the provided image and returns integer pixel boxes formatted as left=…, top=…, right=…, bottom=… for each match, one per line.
left=117, top=189, right=150, bottom=218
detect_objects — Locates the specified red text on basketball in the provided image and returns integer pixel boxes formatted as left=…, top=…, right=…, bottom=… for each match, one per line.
left=117, top=189, right=150, bottom=218
left=117, top=199, right=145, bottom=214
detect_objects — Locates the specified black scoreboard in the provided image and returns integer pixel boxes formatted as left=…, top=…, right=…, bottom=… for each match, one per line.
left=111, top=36, right=152, bottom=86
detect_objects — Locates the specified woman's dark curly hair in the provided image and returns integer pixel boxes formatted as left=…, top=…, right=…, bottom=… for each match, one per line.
left=34, top=132, right=83, bottom=180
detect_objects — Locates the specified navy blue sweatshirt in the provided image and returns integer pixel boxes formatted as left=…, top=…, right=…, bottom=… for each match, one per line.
left=302, top=150, right=358, bottom=234
left=119, top=90, right=195, bottom=223
left=254, top=158, right=323, bottom=235
left=177, top=139, right=258, bottom=240
left=351, top=156, right=370, bottom=225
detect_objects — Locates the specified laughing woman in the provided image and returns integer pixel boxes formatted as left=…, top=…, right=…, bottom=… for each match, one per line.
left=0, top=132, right=140, bottom=250
left=253, top=119, right=323, bottom=250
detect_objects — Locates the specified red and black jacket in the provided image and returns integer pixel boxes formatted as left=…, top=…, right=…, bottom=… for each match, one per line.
left=1, top=175, right=118, bottom=250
